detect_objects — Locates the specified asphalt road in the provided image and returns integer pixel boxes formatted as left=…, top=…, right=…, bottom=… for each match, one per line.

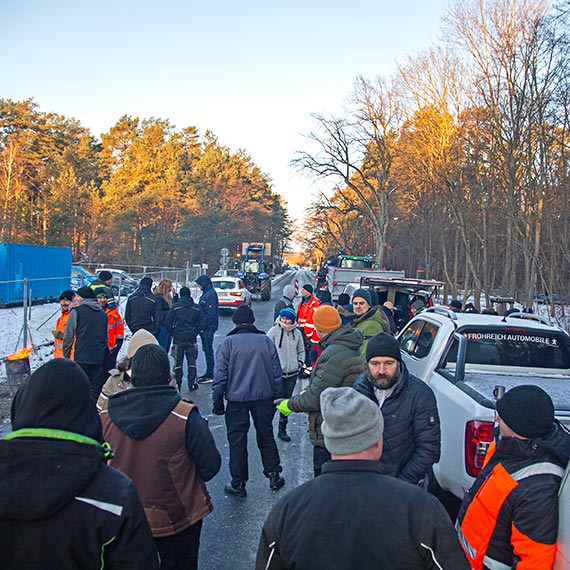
left=180, top=269, right=316, bottom=570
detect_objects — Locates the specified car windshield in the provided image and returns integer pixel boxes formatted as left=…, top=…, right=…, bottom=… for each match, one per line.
left=339, top=259, right=370, bottom=269
left=213, top=281, right=237, bottom=291
left=446, top=326, right=570, bottom=369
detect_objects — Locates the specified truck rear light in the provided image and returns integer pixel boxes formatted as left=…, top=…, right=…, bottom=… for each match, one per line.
left=333, top=281, right=338, bottom=286
left=465, top=420, right=494, bottom=477
left=230, top=291, right=243, bottom=297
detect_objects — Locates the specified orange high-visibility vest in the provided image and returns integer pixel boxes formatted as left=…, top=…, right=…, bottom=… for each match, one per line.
left=53, top=311, right=70, bottom=359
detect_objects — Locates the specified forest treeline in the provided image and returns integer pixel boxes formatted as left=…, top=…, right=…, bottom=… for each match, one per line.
left=297, top=0, right=570, bottom=308
left=0, top=101, right=290, bottom=271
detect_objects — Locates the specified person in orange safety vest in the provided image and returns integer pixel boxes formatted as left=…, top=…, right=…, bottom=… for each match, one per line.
left=97, top=292, right=125, bottom=383
left=52, top=290, right=76, bottom=358
left=296, top=284, right=320, bottom=367
left=456, top=385, right=570, bottom=570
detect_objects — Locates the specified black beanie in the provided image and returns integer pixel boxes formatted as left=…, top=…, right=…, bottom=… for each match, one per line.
left=59, top=289, right=75, bottom=301
left=131, top=344, right=171, bottom=387
left=179, top=286, right=191, bottom=297
left=76, top=286, right=95, bottom=299
left=302, top=284, right=313, bottom=294
left=98, top=270, right=113, bottom=282
left=140, top=276, right=153, bottom=288
left=496, top=385, right=554, bottom=438
left=365, top=332, right=401, bottom=362
left=352, top=288, right=372, bottom=306
left=232, top=304, right=255, bottom=325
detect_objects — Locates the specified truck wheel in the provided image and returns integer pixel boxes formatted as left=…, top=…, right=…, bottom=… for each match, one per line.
left=423, top=468, right=462, bottom=523
left=260, top=279, right=272, bottom=301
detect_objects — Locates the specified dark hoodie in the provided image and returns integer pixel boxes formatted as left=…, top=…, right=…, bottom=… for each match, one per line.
left=196, top=274, right=219, bottom=332
left=0, top=359, right=158, bottom=569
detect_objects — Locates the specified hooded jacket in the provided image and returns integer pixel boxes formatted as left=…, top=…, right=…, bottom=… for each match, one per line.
left=125, top=283, right=163, bottom=336
left=457, top=424, right=570, bottom=570
left=287, top=326, right=365, bottom=448
left=100, top=385, right=221, bottom=538
left=196, top=274, right=219, bottom=332
left=213, top=324, right=282, bottom=408
left=0, top=359, right=158, bottom=569
left=63, top=298, right=108, bottom=363
left=352, top=362, right=440, bottom=484
left=267, top=322, right=305, bottom=377
left=273, top=285, right=295, bottom=321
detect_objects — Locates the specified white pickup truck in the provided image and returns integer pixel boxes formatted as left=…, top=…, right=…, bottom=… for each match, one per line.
left=397, top=307, right=570, bottom=507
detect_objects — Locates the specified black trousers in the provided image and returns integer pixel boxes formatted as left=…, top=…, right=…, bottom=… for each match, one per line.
left=225, top=399, right=282, bottom=487
left=173, top=342, right=197, bottom=389
left=313, top=445, right=331, bottom=477
left=155, top=519, right=203, bottom=570
left=77, top=362, right=103, bottom=403
left=278, top=374, right=298, bottom=431
left=199, top=330, right=215, bottom=377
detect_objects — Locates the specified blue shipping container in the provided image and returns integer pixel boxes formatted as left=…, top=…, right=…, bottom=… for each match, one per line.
left=0, top=243, right=72, bottom=305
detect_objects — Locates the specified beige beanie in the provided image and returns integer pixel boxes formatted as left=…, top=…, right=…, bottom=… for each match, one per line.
left=127, top=329, right=159, bottom=358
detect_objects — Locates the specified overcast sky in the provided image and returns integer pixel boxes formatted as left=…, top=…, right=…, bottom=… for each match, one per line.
left=2, top=0, right=448, bottom=222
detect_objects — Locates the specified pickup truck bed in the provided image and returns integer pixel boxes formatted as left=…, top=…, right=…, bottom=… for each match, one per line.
left=443, top=368, right=570, bottom=423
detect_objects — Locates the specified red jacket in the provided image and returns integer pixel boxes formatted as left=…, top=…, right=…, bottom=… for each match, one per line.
left=297, top=295, right=320, bottom=344
left=105, top=307, right=124, bottom=352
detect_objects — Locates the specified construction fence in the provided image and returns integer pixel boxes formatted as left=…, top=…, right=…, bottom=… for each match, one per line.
left=0, top=264, right=206, bottom=368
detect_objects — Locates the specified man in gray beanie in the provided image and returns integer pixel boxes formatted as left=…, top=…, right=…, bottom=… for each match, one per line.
left=256, top=387, right=469, bottom=570
left=457, top=385, right=570, bottom=569
left=351, top=288, right=388, bottom=357
left=352, top=332, right=440, bottom=484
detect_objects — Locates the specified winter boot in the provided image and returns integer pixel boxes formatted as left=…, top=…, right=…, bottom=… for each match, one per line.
left=224, top=482, right=247, bottom=498
left=268, top=472, right=285, bottom=492
left=278, top=428, right=291, bottom=442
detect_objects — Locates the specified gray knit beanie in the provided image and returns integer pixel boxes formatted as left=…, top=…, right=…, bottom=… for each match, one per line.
left=320, top=387, right=383, bottom=455
left=352, top=288, right=372, bottom=306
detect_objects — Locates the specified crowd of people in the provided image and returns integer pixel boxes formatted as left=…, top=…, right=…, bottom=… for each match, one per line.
left=0, top=273, right=568, bottom=569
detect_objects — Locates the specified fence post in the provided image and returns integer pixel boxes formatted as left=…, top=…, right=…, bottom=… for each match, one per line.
left=23, top=278, right=28, bottom=348
left=185, top=262, right=190, bottom=287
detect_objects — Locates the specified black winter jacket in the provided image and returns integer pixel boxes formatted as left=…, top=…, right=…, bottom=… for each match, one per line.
left=0, top=358, right=158, bottom=569
left=353, top=362, right=440, bottom=484
left=63, top=299, right=108, bottom=364
left=196, top=275, right=219, bottom=332
left=256, top=460, right=470, bottom=570
left=125, top=285, right=163, bottom=336
left=165, top=297, right=205, bottom=345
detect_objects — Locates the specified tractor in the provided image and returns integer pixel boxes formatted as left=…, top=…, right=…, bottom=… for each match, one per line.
left=237, top=242, right=272, bottom=301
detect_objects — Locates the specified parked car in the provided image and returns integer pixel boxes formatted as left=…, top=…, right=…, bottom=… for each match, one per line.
left=211, top=276, right=252, bottom=310
left=71, top=265, right=97, bottom=290
left=214, top=269, right=240, bottom=278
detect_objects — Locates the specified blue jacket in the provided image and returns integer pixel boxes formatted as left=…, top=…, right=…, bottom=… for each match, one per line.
left=352, top=361, right=441, bottom=484
left=196, top=275, right=219, bottom=332
left=213, top=324, right=282, bottom=408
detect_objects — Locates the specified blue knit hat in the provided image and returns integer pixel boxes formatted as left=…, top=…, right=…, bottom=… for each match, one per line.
left=279, top=307, right=297, bottom=322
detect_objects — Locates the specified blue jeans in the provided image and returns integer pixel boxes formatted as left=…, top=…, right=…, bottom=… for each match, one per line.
left=199, top=330, right=215, bottom=377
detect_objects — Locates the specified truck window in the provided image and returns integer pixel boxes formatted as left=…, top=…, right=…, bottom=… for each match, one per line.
left=445, top=327, right=570, bottom=369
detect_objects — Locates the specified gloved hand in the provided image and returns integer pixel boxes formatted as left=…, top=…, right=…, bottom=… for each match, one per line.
left=212, top=403, right=225, bottom=416
left=274, top=398, right=292, bottom=417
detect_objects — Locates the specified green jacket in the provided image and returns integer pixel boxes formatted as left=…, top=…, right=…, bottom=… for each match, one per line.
left=353, top=309, right=388, bottom=357
left=288, top=325, right=365, bottom=448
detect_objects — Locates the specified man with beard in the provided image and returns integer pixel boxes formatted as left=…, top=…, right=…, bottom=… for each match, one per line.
left=353, top=333, right=440, bottom=484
